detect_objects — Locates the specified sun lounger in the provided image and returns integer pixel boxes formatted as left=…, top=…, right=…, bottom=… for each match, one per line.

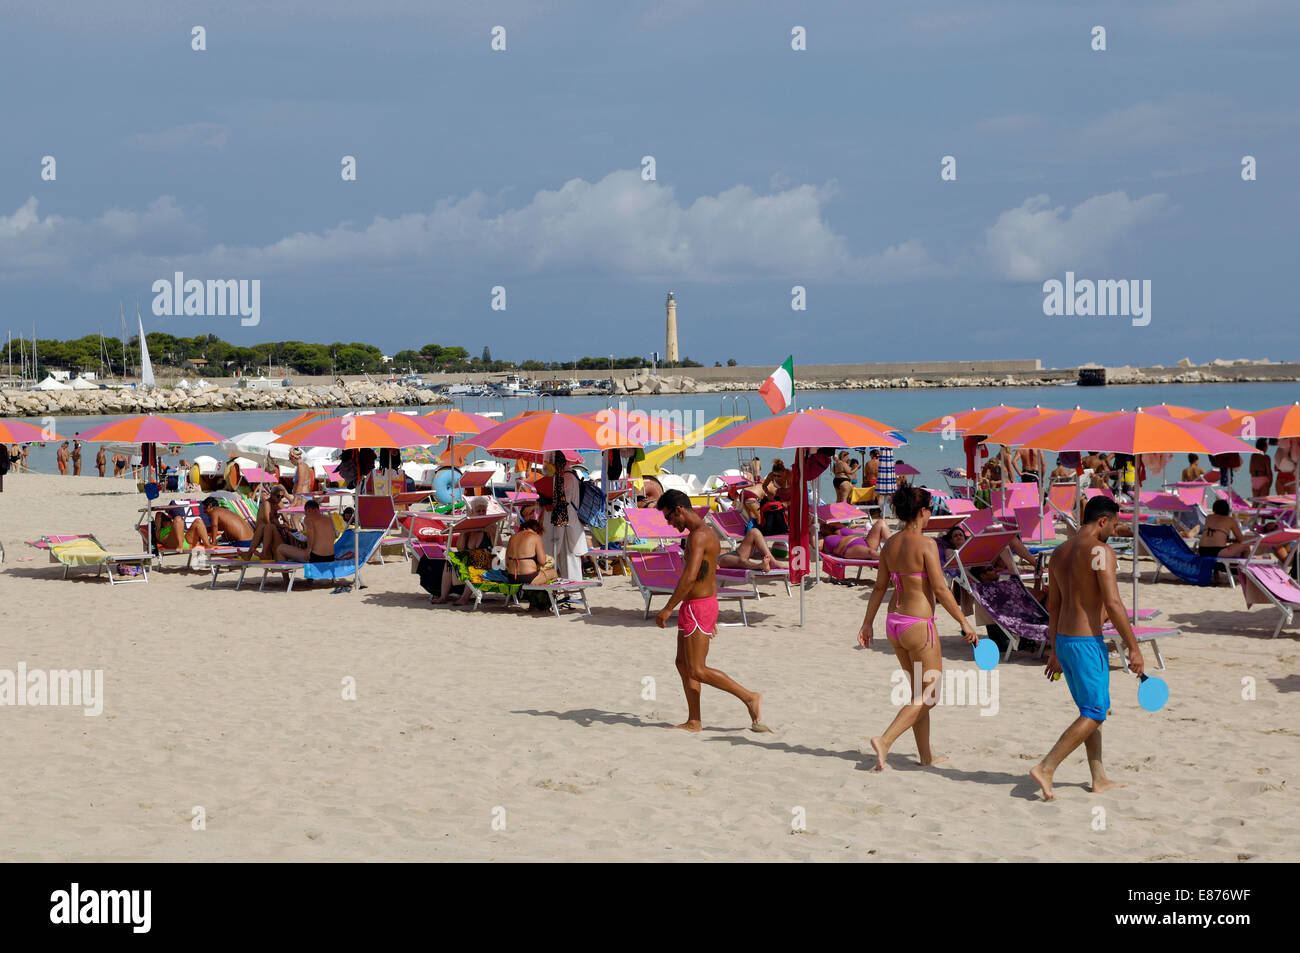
left=522, top=579, right=602, bottom=617
left=232, top=529, right=387, bottom=592
left=815, top=501, right=871, bottom=526
left=1138, top=523, right=1247, bottom=586
left=707, top=508, right=788, bottom=546
left=821, top=550, right=878, bottom=583
left=960, top=570, right=1178, bottom=667
left=29, top=534, right=152, bottom=585
left=1237, top=562, right=1300, bottom=638
left=624, top=505, right=693, bottom=544
left=626, top=552, right=751, bottom=626
left=442, top=549, right=523, bottom=609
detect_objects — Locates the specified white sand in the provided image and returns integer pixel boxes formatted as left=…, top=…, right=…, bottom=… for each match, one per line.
left=1, top=473, right=1296, bottom=861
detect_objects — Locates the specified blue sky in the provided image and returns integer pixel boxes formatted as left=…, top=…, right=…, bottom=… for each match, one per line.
left=2, top=0, right=1297, bottom=367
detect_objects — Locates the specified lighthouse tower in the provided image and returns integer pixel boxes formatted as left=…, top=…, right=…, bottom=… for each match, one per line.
left=665, top=291, right=679, bottom=364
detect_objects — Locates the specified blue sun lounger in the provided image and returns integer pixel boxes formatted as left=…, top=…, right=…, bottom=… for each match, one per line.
left=1138, top=524, right=1215, bottom=586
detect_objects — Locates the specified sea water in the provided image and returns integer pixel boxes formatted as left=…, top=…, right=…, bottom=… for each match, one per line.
left=9, top=380, right=1298, bottom=494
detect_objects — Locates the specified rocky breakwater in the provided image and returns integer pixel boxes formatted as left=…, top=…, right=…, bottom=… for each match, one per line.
left=0, top=381, right=452, bottom=419
left=614, top=369, right=1059, bottom=395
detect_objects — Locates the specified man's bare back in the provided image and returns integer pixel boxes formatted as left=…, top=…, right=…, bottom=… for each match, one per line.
left=1049, top=534, right=1109, bottom=638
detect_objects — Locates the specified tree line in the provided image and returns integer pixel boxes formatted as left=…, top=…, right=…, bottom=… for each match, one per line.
left=5, top=333, right=706, bottom=378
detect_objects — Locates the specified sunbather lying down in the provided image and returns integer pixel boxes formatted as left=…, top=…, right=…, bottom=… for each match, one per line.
left=719, top=527, right=788, bottom=572
left=820, top=520, right=891, bottom=560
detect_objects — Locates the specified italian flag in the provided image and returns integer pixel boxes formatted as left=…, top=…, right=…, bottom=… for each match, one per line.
left=759, top=356, right=794, bottom=414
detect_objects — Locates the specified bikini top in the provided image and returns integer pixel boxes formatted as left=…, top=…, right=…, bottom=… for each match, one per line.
left=889, top=570, right=928, bottom=610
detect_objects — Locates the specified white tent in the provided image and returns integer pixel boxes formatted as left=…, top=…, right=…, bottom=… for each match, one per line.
left=70, top=377, right=99, bottom=390
left=33, top=376, right=72, bottom=391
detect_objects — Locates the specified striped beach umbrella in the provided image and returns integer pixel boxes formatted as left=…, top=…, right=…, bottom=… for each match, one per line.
left=1003, top=410, right=1258, bottom=617
left=578, top=407, right=684, bottom=445
left=915, top=404, right=1024, bottom=436
left=703, top=410, right=904, bottom=451
left=75, top=414, right=226, bottom=445
left=0, top=419, right=65, bottom=443
left=276, top=412, right=453, bottom=449
left=463, top=411, right=643, bottom=454
left=421, top=409, right=500, bottom=435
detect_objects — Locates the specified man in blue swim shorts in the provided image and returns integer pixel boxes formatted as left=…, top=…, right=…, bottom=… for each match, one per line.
left=1031, top=497, right=1145, bottom=801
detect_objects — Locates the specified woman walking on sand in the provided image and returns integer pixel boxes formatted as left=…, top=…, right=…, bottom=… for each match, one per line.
left=858, top=485, right=977, bottom=771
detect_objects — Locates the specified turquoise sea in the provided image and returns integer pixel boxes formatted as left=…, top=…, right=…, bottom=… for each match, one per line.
left=10, top=381, right=1299, bottom=495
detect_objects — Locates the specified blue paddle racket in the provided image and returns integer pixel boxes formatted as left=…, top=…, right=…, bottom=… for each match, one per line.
left=1137, top=673, right=1169, bottom=712
left=973, top=638, right=1000, bottom=671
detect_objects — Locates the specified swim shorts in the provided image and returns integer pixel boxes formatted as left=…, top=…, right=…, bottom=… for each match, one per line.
left=678, top=595, right=719, bottom=638
left=1054, top=634, right=1109, bottom=722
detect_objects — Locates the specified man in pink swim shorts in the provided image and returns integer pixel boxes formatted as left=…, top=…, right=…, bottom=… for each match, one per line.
left=653, top=490, right=770, bottom=733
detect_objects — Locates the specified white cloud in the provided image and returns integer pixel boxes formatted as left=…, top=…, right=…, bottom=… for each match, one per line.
left=983, top=191, right=1170, bottom=281
left=0, top=171, right=937, bottom=286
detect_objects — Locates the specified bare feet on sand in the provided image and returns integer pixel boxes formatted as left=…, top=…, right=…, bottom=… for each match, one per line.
left=870, top=736, right=888, bottom=771
left=919, top=754, right=950, bottom=767
left=1030, top=764, right=1055, bottom=801
left=670, top=721, right=703, bottom=732
left=745, top=693, right=771, bottom=732
left=1089, top=778, right=1126, bottom=794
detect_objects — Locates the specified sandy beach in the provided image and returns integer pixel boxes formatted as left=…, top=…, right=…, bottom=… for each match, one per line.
left=1, top=472, right=1296, bottom=863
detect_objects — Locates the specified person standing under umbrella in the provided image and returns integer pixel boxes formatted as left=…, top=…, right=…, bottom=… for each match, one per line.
left=548, top=451, right=587, bottom=581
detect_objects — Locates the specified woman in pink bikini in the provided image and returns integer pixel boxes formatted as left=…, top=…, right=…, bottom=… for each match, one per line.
left=858, top=485, right=977, bottom=770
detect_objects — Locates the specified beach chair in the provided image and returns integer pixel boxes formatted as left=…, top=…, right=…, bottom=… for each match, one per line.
left=707, top=507, right=788, bottom=548
left=626, top=552, right=751, bottom=626
left=358, top=494, right=409, bottom=564
left=943, top=497, right=978, bottom=517
left=1138, top=523, right=1247, bottom=586
left=1237, top=562, right=1300, bottom=638
left=821, top=549, right=878, bottom=583
left=815, top=501, right=871, bottom=527
left=650, top=543, right=789, bottom=598
left=624, top=506, right=692, bottom=545
left=1013, top=506, right=1064, bottom=547
left=521, top=578, right=602, bottom=617
left=231, top=529, right=387, bottom=593
left=443, top=549, right=524, bottom=610
left=961, top=571, right=1178, bottom=667
left=1047, top=483, right=1079, bottom=530
left=29, top=534, right=152, bottom=585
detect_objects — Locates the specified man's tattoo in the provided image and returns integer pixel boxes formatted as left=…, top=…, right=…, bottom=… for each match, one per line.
left=698, top=559, right=710, bottom=582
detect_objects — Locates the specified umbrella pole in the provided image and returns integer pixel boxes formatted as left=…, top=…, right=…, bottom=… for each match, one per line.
left=1132, top=481, right=1140, bottom=617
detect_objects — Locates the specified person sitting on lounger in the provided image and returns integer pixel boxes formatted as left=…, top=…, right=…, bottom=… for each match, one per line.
left=1196, top=499, right=1253, bottom=560
left=505, top=518, right=558, bottom=610
left=720, top=526, right=789, bottom=572
left=639, top=475, right=664, bottom=508
left=154, top=504, right=216, bottom=552
left=243, top=485, right=291, bottom=561
left=938, top=525, right=1041, bottom=581
left=274, top=500, right=336, bottom=563
left=1182, top=453, right=1206, bottom=482
left=432, top=517, right=494, bottom=606
left=1049, top=456, right=1075, bottom=484
left=201, top=497, right=254, bottom=545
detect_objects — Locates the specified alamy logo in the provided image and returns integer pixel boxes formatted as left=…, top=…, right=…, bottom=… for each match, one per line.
left=0, top=662, right=103, bottom=716
left=50, top=883, right=151, bottom=933
left=1042, top=271, right=1150, bottom=327
left=152, top=271, right=261, bottom=326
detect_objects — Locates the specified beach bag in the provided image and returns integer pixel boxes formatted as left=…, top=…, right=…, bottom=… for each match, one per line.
left=761, top=501, right=788, bottom=536
left=576, top=479, right=608, bottom=527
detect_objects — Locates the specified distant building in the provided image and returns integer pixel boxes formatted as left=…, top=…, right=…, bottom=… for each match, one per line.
left=665, top=291, right=679, bottom=363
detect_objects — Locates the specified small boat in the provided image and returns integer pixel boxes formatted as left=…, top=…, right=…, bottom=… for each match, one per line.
left=492, top=375, right=539, bottom=398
